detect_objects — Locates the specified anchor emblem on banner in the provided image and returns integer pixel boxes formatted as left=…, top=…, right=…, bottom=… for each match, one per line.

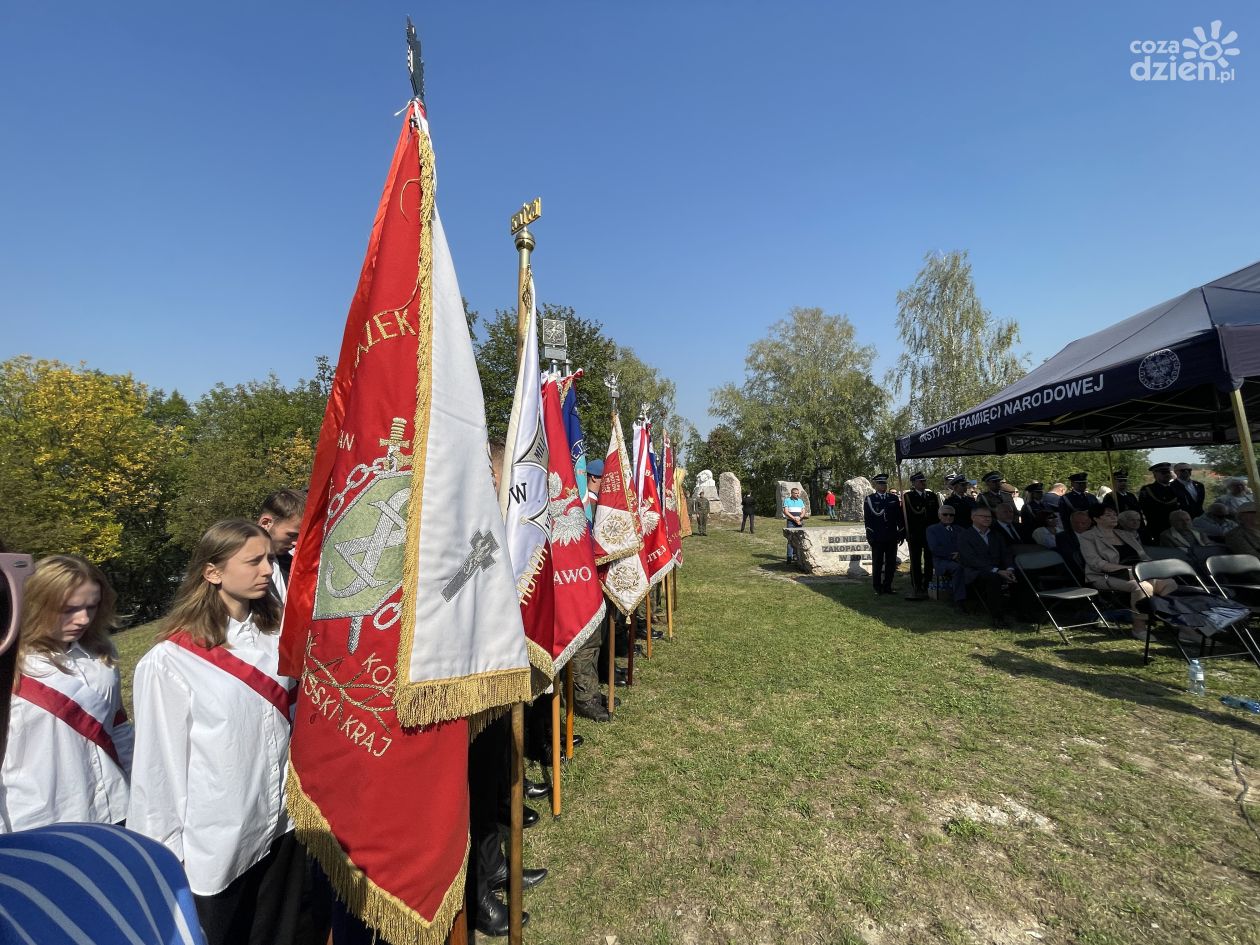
left=314, top=418, right=413, bottom=653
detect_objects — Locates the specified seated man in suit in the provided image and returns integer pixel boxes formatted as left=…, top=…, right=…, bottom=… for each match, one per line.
left=1055, top=510, right=1092, bottom=584
left=926, top=504, right=965, bottom=609
left=958, top=505, right=1017, bottom=626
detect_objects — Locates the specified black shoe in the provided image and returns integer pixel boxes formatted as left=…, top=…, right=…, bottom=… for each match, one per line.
left=570, top=733, right=585, bottom=747
left=474, top=891, right=528, bottom=937
left=575, top=700, right=612, bottom=722
left=601, top=694, right=622, bottom=709
left=497, top=805, right=540, bottom=828
left=524, top=779, right=550, bottom=800
left=614, top=668, right=628, bottom=687
left=489, top=865, right=548, bottom=892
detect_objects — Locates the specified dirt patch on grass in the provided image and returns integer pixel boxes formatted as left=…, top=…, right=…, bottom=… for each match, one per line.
left=934, top=795, right=1055, bottom=832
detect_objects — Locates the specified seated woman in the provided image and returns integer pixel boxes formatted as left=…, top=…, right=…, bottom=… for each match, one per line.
left=1031, top=510, right=1061, bottom=550
left=1078, top=506, right=1177, bottom=642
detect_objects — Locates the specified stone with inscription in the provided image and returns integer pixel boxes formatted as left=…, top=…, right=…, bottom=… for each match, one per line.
left=785, top=524, right=907, bottom=577
left=718, top=472, right=741, bottom=516
left=776, top=481, right=812, bottom=518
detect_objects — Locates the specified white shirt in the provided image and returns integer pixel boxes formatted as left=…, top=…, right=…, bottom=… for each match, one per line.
left=0, top=644, right=133, bottom=832
left=127, top=617, right=293, bottom=896
left=270, top=556, right=289, bottom=604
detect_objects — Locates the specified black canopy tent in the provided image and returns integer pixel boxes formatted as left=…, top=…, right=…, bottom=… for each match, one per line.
left=894, top=259, right=1260, bottom=492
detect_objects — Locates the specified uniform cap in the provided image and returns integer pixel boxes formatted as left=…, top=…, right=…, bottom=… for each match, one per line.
left=1025, top=482, right=1044, bottom=492
left=982, top=471, right=1003, bottom=483
left=586, top=459, right=604, bottom=477
left=910, top=472, right=926, bottom=483
left=1068, top=472, right=1088, bottom=483
left=1148, top=462, right=1172, bottom=473
left=872, top=473, right=889, bottom=484
left=1112, top=469, right=1129, bottom=480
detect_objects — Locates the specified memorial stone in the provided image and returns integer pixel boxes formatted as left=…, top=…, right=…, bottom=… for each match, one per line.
left=841, top=476, right=874, bottom=522
left=694, top=469, right=721, bottom=513
left=718, top=472, right=741, bottom=516
left=785, top=524, right=908, bottom=577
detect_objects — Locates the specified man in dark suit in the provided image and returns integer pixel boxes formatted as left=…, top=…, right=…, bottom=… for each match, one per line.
left=993, top=502, right=1030, bottom=546
left=902, top=471, right=940, bottom=600
left=926, top=504, right=965, bottom=608
left=1173, top=462, right=1207, bottom=518
left=1055, top=509, right=1092, bottom=583
left=958, top=505, right=1017, bottom=625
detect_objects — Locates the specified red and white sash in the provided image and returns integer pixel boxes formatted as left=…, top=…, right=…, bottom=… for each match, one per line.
left=15, top=667, right=126, bottom=768
left=167, top=631, right=297, bottom=721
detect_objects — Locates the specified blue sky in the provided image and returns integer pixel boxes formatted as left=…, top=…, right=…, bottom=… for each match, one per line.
left=1, top=2, right=1256, bottom=461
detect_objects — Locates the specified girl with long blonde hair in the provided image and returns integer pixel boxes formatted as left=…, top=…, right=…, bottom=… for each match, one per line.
left=128, top=520, right=304, bottom=945
left=1, top=554, right=133, bottom=831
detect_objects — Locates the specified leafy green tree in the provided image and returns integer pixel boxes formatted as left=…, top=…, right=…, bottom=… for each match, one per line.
left=169, top=360, right=331, bottom=548
left=890, top=251, right=1148, bottom=489
left=711, top=307, right=890, bottom=508
left=1194, top=445, right=1254, bottom=480
left=0, top=357, right=186, bottom=616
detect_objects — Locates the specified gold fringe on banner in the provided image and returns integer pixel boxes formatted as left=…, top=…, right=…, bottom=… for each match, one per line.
left=286, top=767, right=468, bottom=945
left=394, top=119, right=532, bottom=729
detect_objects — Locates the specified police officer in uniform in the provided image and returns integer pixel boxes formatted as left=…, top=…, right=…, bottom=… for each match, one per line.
left=1102, top=470, right=1141, bottom=517
left=1139, top=461, right=1185, bottom=543
left=865, top=474, right=904, bottom=596
left=943, top=474, right=977, bottom=529
left=902, top=471, right=939, bottom=600
left=976, top=471, right=1013, bottom=514
left=1060, top=472, right=1099, bottom=515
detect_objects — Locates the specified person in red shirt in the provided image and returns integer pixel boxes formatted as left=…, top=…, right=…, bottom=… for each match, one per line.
left=825, top=487, right=837, bottom=521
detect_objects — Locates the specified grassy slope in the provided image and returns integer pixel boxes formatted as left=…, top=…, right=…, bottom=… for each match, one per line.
left=111, top=517, right=1260, bottom=945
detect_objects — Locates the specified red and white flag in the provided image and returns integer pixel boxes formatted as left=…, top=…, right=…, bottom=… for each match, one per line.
left=632, top=419, right=675, bottom=586
left=661, top=430, right=683, bottom=565
left=541, top=376, right=606, bottom=668
left=279, top=103, right=530, bottom=945
left=594, top=413, right=650, bottom=615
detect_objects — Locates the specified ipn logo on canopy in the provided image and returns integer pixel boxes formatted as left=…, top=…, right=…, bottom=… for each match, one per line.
left=1130, top=20, right=1240, bottom=83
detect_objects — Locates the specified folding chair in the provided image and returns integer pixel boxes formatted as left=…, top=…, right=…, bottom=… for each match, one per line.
left=1136, top=558, right=1260, bottom=667
left=1015, top=550, right=1109, bottom=644
left=1203, top=554, right=1260, bottom=664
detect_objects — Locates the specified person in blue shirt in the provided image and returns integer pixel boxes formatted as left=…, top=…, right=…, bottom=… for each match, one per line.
left=783, top=487, right=805, bottom=562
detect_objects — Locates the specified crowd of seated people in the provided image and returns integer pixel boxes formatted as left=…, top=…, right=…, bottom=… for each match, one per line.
left=911, top=462, right=1257, bottom=640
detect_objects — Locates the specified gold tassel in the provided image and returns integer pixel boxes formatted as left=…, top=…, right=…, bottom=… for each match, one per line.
left=286, top=767, right=467, bottom=945
left=394, top=667, right=532, bottom=728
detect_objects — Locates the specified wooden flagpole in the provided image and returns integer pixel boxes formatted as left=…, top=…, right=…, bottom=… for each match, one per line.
left=625, top=612, right=635, bottom=685
left=666, top=572, right=674, bottom=639
left=645, top=592, right=653, bottom=659
left=564, top=663, right=575, bottom=759
left=507, top=200, right=541, bottom=945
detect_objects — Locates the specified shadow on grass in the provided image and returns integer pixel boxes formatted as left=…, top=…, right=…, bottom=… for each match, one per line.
left=976, top=649, right=1260, bottom=733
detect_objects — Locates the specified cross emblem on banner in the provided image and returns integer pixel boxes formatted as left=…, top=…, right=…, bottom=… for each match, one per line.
left=442, top=530, right=500, bottom=602
left=379, top=417, right=413, bottom=472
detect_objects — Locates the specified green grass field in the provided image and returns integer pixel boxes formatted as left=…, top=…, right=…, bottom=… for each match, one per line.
left=111, top=516, right=1260, bottom=945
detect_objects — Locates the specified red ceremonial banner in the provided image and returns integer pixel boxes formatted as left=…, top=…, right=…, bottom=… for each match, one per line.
left=635, top=424, right=675, bottom=586
left=279, top=105, right=528, bottom=945
left=661, top=431, right=683, bottom=564
left=541, top=377, right=605, bottom=667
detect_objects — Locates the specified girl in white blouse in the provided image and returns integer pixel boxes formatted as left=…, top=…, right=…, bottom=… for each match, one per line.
left=1, top=555, right=132, bottom=831
left=128, top=520, right=305, bottom=945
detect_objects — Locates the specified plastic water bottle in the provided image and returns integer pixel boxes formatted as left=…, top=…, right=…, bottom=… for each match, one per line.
left=1187, top=659, right=1206, bottom=697
left=1220, top=695, right=1260, bottom=714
